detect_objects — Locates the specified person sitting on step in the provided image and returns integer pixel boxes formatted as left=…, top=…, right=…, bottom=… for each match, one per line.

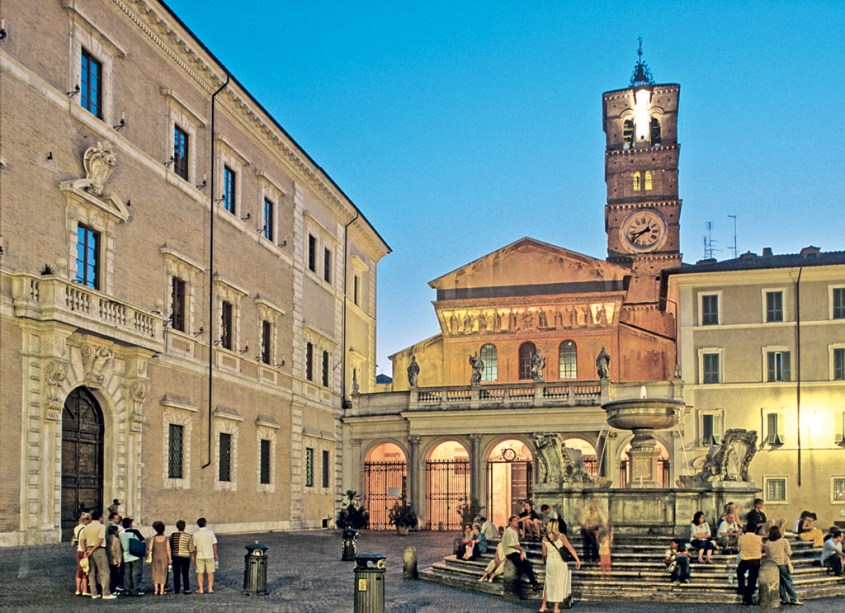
left=690, top=511, right=716, bottom=564
left=665, top=538, right=691, bottom=584
left=821, top=529, right=844, bottom=576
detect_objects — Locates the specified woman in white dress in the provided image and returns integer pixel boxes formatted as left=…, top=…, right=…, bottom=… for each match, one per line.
left=540, top=521, right=581, bottom=612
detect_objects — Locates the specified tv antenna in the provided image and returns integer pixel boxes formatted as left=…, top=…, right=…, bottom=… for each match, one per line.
left=728, top=214, right=738, bottom=258
left=703, top=221, right=719, bottom=260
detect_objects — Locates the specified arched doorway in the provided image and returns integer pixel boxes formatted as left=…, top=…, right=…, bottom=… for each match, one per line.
left=562, top=437, right=598, bottom=478
left=61, top=388, right=104, bottom=539
left=619, top=440, right=670, bottom=488
left=486, top=439, right=533, bottom=530
left=425, top=441, right=469, bottom=530
left=363, top=442, right=407, bottom=529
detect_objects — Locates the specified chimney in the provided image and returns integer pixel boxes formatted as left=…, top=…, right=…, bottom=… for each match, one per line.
left=762, top=247, right=773, bottom=257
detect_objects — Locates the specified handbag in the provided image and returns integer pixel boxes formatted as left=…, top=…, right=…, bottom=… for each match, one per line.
left=145, top=540, right=153, bottom=564
left=128, top=535, right=146, bottom=558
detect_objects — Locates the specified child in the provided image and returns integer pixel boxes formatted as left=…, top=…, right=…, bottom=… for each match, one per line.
left=598, top=525, right=614, bottom=577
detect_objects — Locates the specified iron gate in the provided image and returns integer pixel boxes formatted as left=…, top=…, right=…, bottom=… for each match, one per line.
left=425, top=459, right=470, bottom=530
left=363, top=461, right=407, bottom=528
left=486, top=460, right=533, bottom=529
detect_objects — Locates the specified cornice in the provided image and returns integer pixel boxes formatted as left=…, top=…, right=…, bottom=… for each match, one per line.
left=606, top=144, right=680, bottom=157
left=606, top=200, right=682, bottom=212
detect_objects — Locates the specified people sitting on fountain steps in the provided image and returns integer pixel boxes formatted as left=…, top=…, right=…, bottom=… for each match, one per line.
left=820, top=528, right=844, bottom=576
left=736, top=524, right=764, bottom=606
left=456, top=525, right=474, bottom=560
left=479, top=541, right=507, bottom=583
left=502, top=515, right=541, bottom=596
left=717, top=510, right=743, bottom=554
left=579, top=500, right=606, bottom=562
left=665, top=538, right=691, bottom=584
left=469, top=523, right=487, bottom=559
left=540, top=504, right=568, bottom=536
left=518, top=501, right=542, bottom=541
left=479, top=516, right=499, bottom=541
left=746, top=497, right=785, bottom=538
left=690, top=511, right=716, bottom=564
left=795, top=511, right=825, bottom=548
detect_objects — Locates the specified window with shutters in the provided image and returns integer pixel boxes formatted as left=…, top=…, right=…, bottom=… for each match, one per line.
left=765, top=290, right=784, bottom=322
left=767, top=350, right=791, bottom=382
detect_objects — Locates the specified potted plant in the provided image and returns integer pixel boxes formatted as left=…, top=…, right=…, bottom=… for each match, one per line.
left=387, top=496, right=418, bottom=535
left=336, top=490, right=368, bottom=560
left=456, top=497, right=484, bottom=528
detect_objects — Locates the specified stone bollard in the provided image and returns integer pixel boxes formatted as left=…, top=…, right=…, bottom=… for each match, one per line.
left=757, top=559, right=781, bottom=609
left=502, top=558, right=520, bottom=603
left=403, top=547, right=418, bottom=579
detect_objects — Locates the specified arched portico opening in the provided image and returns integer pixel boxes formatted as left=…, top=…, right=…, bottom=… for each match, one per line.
left=363, top=442, right=407, bottom=529
left=486, top=439, right=533, bottom=530
left=425, top=440, right=469, bottom=530
left=562, top=437, right=598, bottom=478
left=619, top=439, right=670, bottom=488
left=61, top=387, right=104, bottom=540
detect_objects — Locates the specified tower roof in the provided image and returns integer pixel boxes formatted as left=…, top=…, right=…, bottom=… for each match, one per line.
left=629, top=38, right=655, bottom=87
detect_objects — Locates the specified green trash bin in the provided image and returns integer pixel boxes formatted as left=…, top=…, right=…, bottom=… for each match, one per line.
left=353, top=552, right=385, bottom=613
left=243, top=542, right=269, bottom=595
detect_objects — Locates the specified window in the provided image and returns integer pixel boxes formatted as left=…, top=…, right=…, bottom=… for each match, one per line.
left=261, top=320, right=272, bottom=365
left=764, top=477, right=787, bottom=503
left=75, top=224, right=100, bottom=289
left=766, top=291, right=784, bottom=322
left=323, top=247, right=332, bottom=283
left=308, top=234, right=317, bottom=272
left=262, top=198, right=274, bottom=240
left=833, top=288, right=845, bottom=319
left=305, top=447, right=314, bottom=487
left=173, top=125, right=189, bottom=180
left=702, top=352, right=720, bottom=384
left=171, top=277, right=186, bottom=332
left=322, top=350, right=330, bottom=387
left=632, top=171, right=641, bottom=191
left=80, top=49, right=103, bottom=118
left=767, top=351, right=791, bottom=382
left=766, top=413, right=784, bottom=446
left=701, top=294, right=719, bottom=326
left=644, top=170, right=653, bottom=191
left=306, top=342, right=314, bottom=381
left=650, top=117, right=661, bottom=146
left=168, top=424, right=184, bottom=479
left=836, top=413, right=845, bottom=446
left=219, top=432, right=232, bottom=481
left=220, top=300, right=233, bottom=350
left=623, top=119, right=634, bottom=149
left=322, top=449, right=330, bottom=488
left=223, top=166, right=236, bottom=213
left=558, top=340, right=577, bottom=379
left=518, top=342, right=536, bottom=380
left=479, top=343, right=497, bottom=382
left=835, top=348, right=845, bottom=381
left=832, top=477, right=845, bottom=503
left=259, top=439, right=271, bottom=485
left=353, top=274, right=360, bottom=306
left=701, top=413, right=722, bottom=445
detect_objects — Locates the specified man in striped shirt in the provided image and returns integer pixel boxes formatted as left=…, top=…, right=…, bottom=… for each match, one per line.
left=169, top=520, right=196, bottom=594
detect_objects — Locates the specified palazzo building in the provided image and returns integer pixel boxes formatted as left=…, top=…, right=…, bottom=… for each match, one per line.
left=0, top=0, right=388, bottom=545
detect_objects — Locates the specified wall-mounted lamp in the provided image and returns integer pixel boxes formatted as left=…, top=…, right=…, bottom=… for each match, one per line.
left=215, top=195, right=226, bottom=203
left=0, top=18, right=7, bottom=41
left=113, top=111, right=126, bottom=131
left=192, top=326, right=204, bottom=337
left=151, top=352, right=161, bottom=359
left=212, top=339, right=222, bottom=346
left=276, top=359, right=286, bottom=368
left=196, top=177, right=207, bottom=190
left=239, top=344, right=250, bottom=355
left=47, top=152, right=53, bottom=160
left=67, top=84, right=80, bottom=98
left=126, top=199, right=131, bottom=207
left=164, top=155, right=175, bottom=167
left=241, top=212, right=251, bottom=222
left=256, top=223, right=266, bottom=234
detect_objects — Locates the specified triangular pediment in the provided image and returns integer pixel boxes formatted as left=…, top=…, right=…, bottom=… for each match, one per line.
left=429, top=237, right=629, bottom=291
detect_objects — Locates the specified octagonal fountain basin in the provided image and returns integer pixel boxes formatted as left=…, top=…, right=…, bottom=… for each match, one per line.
left=602, top=397, right=684, bottom=431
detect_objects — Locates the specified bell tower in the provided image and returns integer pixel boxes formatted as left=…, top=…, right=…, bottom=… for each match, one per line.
left=603, top=43, right=682, bottom=304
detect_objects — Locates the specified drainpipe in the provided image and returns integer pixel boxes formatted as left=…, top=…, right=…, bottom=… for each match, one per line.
left=202, top=73, right=230, bottom=469
left=795, top=266, right=803, bottom=486
left=341, top=212, right=359, bottom=409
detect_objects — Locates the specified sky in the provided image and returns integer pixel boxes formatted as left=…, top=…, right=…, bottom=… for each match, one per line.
left=165, top=0, right=845, bottom=378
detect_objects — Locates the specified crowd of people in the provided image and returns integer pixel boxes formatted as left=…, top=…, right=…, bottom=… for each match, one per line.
left=70, top=499, right=219, bottom=600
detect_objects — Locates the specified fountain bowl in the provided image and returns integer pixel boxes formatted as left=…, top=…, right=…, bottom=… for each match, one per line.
left=602, top=397, right=683, bottom=431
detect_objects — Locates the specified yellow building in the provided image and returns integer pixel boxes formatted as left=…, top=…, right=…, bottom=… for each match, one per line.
left=0, top=0, right=388, bottom=545
left=667, top=247, right=845, bottom=527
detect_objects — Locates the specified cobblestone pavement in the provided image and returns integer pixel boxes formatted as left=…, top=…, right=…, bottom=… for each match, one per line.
left=0, top=530, right=841, bottom=612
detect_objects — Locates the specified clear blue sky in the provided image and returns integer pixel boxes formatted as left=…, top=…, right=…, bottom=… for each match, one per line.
left=165, top=0, right=845, bottom=377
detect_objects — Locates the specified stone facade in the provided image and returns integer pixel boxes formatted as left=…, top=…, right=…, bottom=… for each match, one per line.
left=0, top=0, right=388, bottom=545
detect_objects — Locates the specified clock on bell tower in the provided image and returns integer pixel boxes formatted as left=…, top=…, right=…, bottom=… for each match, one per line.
left=603, top=44, right=682, bottom=303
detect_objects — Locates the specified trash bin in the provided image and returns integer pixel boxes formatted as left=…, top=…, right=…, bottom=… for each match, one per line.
left=342, top=527, right=358, bottom=561
left=243, top=542, right=269, bottom=595
left=353, top=552, right=385, bottom=613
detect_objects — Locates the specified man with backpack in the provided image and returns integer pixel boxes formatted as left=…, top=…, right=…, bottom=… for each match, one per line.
left=118, top=517, right=146, bottom=597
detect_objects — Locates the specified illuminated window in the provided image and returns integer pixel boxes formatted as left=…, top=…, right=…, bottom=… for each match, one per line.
left=518, top=342, right=536, bottom=380
left=480, top=343, right=497, bottom=382
left=832, top=476, right=845, bottom=502
left=767, top=351, right=791, bottom=382
left=632, top=172, right=641, bottom=191
left=223, top=166, right=236, bottom=214
left=623, top=119, right=634, bottom=149
left=173, top=125, right=189, bottom=180
left=80, top=49, right=103, bottom=118
left=644, top=170, right=653, bottom=191
left=558, top=340, right=577, bottom=379
left=263, top=198, right=274, bottom=240
left=764, top=477, right=787, bottom=502
left=75, top=224, right=100, bottom=289
left=650, top=117, right=661, bottom=146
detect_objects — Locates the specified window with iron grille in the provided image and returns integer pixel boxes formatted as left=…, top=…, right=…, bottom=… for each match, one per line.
left=75, top=224, right=100, bottom=289
left=263, top=198, right=274, bottom=240
left=322, top=350, right=330, bottom=387
left=305, top=447, right=314, bottom=487
left=518, top=342, right=536, bottom=380
left=558, top=340, right=577, bottom=379
left=306, top=342, right=314, bottom=381
left=767, top=351, right=791, bottom=382
left=168, top=424, right=184, bottom=479
left=766, top=291, right=784, bottom=322
left=834, top=288, right=845, bottom=319
left=308, top=235, right=317, bottom=272
left=835, top=348, right=845, bottom=381
left=80, top=49, right=102, bottom=118
left=764, top=477, right=787, bottom=502
left=322, top=449, right=330, bottom=488
left=323, top=247, right=332, bottom=283
left=219, top=432, right=232, bottom=482
left=220, top=301, right=233, bottom=350
left=353, top=274, right=360, bottom=305
left=702, top=352, right=720, bottom=384
left=480, top=343, right=497, bottom=382
left=261, top=320, right=272, bottom=364
left=171, top=277, right=186, bottom=332
left=173, top=125, right=189, bottom=180
left=223, top=166, right=236, bottom=213
left=701, top=294, right=719, bottom=325
left=259, top=439, right=271, bottom=485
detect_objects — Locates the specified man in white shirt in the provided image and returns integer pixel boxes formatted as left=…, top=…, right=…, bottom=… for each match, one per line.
left=193, top=517, right=219, bottom=594
left=479, top=516, right=498, bottom=541
left=502, top=515, right=540, bottom=596
left=717, top=511, right=743, bottom=552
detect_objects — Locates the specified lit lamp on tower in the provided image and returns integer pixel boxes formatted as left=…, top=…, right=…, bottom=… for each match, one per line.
left=631, top=38, right=654, bottom=146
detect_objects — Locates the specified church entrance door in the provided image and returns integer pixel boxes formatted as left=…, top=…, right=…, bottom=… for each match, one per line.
left=61, top=388, right=104, bottom=540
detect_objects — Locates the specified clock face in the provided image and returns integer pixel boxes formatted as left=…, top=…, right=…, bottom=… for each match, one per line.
left=620, top=210, right=667, bottom=252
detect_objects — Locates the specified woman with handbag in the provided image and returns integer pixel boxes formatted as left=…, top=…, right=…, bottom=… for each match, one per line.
left=148, top=521, right=172, bottom=596
left=764, top=525, right=802, bottom=605
left=540, top=521, right=581, bottom=612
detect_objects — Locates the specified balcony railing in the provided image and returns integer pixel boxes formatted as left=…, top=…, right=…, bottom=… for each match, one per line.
left=10, top=272, right=165, bottom=349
